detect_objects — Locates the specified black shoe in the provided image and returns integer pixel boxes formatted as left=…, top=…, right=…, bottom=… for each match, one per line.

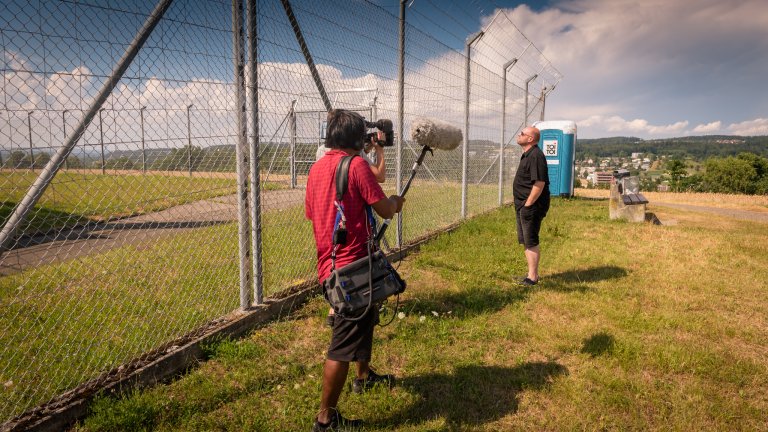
left=326, top=314, right=335, bottom=328
left=520, top=277, right=538, bottom=286
left=352, top=369, right=394, bottom=394
left=312, top=410, right=363, bottom=431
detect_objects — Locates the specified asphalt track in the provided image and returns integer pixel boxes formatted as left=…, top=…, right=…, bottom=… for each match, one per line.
left=0, top=189, right=306, bottom=275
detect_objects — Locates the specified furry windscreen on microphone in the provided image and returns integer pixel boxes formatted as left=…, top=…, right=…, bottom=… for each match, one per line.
left=410, top=117, right=462, bottom=151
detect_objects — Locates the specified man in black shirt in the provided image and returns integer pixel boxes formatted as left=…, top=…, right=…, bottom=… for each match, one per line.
left=512, top=126, right=550, bottom=286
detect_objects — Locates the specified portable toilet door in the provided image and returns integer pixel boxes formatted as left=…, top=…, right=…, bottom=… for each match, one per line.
left=533, top=120, right=577, bottom=197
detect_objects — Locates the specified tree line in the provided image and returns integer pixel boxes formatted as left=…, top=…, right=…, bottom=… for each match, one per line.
left=664, top=152, right=768, bottom=195
left=578, top=135, right=768, bottom=161
left=2, top=146, right=238, bottom=172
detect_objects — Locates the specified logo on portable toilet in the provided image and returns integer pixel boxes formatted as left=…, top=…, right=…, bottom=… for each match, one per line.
left=543, top=139, right=558, bottom=158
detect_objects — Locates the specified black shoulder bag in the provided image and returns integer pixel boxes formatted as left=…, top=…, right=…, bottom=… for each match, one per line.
left=322, top=155, right=406, bottom=320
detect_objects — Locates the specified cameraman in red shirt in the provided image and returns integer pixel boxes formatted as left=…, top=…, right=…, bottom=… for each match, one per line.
left=305, top=109, right=404, bottom=431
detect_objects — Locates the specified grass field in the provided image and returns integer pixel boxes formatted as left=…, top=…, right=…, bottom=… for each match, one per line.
left=0, top=181, right=500, bottom=422
left=69, top=195, right=768, bottom=431
left=0, top=171, right=285, bottom=235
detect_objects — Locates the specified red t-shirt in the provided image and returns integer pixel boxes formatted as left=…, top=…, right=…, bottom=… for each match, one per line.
left=305, top=150, right=387, bottom=281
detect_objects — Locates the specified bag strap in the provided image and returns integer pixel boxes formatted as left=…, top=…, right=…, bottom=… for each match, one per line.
left=331, top=155, right=355, bottom=271
left=335, top=155, right=355, bottom=203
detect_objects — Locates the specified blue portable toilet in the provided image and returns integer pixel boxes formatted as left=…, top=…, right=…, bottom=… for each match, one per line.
left=533, top=120, right=577, bottom=197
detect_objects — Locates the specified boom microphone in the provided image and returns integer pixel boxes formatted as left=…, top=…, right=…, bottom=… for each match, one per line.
left=374, top=117, right=462, bottom=245
left=410, top=117, right=462, bottom=151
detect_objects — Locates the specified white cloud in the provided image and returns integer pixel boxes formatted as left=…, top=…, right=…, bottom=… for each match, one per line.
left=727, top=118, right=768, bottom=136
left=45, top=66, right=93, bottom=111
left=691, top=121, right=722, bottom=134
left=577, top=115, right=688, bottom=137
left=4, top=53, right=45, bottom=111
left=491, top=0, right=768, bottom=138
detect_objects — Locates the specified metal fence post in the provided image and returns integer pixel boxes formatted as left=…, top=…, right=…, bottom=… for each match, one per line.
left=187, top=104, right=193, bottom=176
left=524, top=74, right=538, bottom=128
left=27, top=111, right=34, bottom=169
left=246, top=0, right=263, bottom=304
left=140, top=106, right=146, bottom=173
left=395, top=0, right=405, bottom=247
left=462, top=31, right=484, bottom=219
left=62, top=110, right=68, bottom=170
left=280, top=0, right=332, bottom=112
left=371, top=95, right=377, bottom=123
left=99, top=108, right=106, bottom=174
left=232, top=0, right=252, bottom=310
left=540, top=82, right=558, bottom=122
left=289, top=104, right=296, bottom=189
left=499, top=58, right=517, bottom=206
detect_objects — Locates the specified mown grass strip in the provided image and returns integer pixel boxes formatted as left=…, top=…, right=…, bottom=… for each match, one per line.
left=71, top=197, right=768, bottom=431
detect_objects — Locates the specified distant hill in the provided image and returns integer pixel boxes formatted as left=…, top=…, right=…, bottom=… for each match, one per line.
left=577, top=135, right=768, bottom=160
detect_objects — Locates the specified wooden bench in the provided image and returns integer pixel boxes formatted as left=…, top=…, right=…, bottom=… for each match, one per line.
left=610, top=186, right=648, bottom=223
left=621, top=192, right=649, bottom=206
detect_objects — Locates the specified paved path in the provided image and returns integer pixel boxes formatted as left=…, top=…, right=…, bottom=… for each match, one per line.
left=0, top=189, right=306, bottom=275
left=650, top=201, right=768, bottom=223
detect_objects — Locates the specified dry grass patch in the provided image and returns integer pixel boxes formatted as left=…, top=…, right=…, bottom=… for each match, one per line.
left=576, top=188, right=768, bottom=212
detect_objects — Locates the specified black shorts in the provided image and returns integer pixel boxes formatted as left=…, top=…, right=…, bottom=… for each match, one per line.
left=327, top=308, right=379, bottom=362
left=516, top=204, right=547, bottom=248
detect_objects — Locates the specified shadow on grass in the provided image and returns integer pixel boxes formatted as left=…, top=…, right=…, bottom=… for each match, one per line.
left=399, top=266, right=629, bottom=318
left=399, top=285, right=530, bottom=318
left=377, top=362, right=568, bottom=429
left=572, top=194, right=609, bottom=201
left=0, top=201, right=86, bottom=239
left=543, top=265, right=629, bottom=293
left=581, top=332, right=615, bottom=357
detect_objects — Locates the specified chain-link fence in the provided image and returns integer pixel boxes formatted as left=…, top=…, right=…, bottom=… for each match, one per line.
left=0, top=0, right=560, bottom=424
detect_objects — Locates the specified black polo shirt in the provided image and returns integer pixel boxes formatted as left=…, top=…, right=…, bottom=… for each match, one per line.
left=513, top=144, right=550, bottom=209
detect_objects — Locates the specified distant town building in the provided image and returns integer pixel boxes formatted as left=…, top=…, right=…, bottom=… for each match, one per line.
left=593, top=171, right=613, bottom=185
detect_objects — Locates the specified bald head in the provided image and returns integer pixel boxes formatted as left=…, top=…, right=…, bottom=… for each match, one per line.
left=516, top=126, right=540, bottom=148
left=526, top=126, right=540, bottom=142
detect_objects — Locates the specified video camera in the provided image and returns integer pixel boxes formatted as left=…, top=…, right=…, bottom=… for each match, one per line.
left=364, top=119, right=394, bottom=147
